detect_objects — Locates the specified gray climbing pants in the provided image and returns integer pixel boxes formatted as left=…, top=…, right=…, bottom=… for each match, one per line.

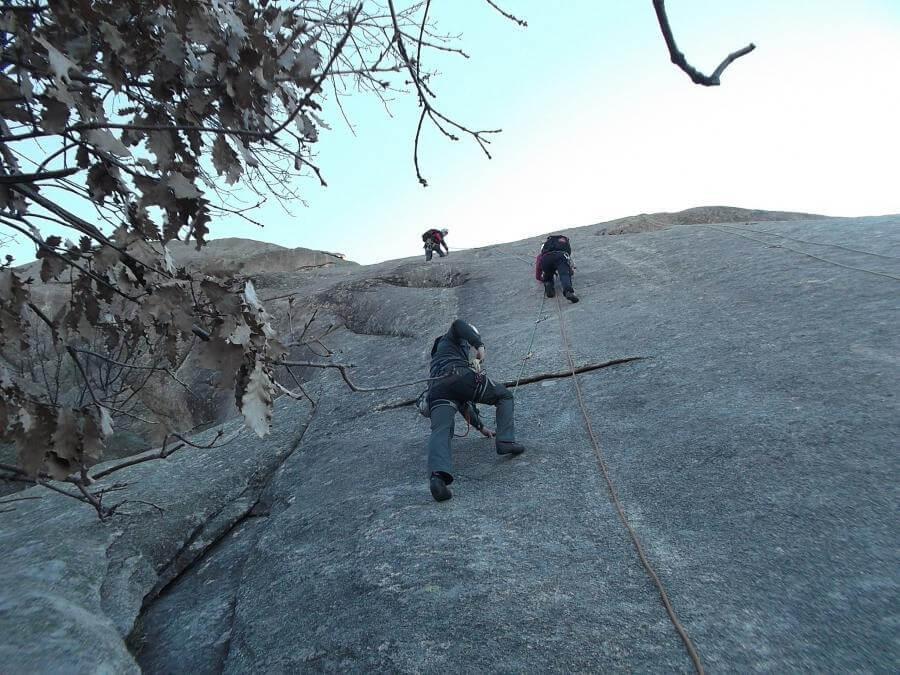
left=426, top=369, right=515, bottom=481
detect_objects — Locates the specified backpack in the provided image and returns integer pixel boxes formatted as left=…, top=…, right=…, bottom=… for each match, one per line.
left=422, top=229, right=440, bottom=243
left=541, top=235, right=571, bottom=255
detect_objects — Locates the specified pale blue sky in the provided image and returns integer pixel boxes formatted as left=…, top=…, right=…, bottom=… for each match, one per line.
left=6, top=1, right=900, bottom=264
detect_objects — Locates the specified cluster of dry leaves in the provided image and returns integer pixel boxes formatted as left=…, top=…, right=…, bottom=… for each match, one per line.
left=0, top=0, right=484, bottom=487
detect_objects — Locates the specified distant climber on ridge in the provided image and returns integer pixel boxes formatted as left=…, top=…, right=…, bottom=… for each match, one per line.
left=424, top=319, right=525, bottom=502
left=422, top=228, right=449, bottom=261
left=536, top=234, right=579, bottom=302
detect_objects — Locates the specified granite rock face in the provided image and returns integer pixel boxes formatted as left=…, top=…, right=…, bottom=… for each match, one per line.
left=1, top=212, right=898, bottom=673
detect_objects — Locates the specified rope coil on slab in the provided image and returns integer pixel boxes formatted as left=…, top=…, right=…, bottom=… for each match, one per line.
left=553, top=293, right=705, bottom=675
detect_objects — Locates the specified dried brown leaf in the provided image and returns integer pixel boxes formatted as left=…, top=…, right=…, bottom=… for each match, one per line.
left=167, top=172, right=202, bottom=199
left=197, top=337, right=244, bottom=389
left=212, top=135, right=241, bottom=182
left=147, top=130, right=175, bottom=170
left=86, top=129, right=132, bottom=157
left=39, top=255, right=66, bottom=282
left=161, top=32, right=185, bottom=65
left=41, top=98, right=70, bottom=133
left=49, top=408, right=80, bottom=479
left=238, top=359, right=273, bottom=437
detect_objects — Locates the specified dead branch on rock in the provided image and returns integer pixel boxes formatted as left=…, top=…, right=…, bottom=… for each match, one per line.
left=91, top=439, right=185, bottom=481
left=653, top=0, right=755, bottom=85
left=89, top=426, right=234, bottom=483
left=284, top=364, right=317, bottom=406
left=0, top=462, right=79, bottom=485
left=374, top=357, right=648, bottom=410
left=281, top=360, right=448, bottom=393
left=513, top=357, right=646, bottom=387
left=0, top=469, right=97, bottom=511
left=274, top=381, right=307, bottom=401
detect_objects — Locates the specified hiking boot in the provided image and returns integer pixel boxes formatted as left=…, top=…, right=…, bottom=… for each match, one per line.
left=496, top=440, right=525, bottom=456
left=543, top=281, right=556, bottom=298
left=564, top=289, right=579, bottom=303
left=430, top=473, right=452, bottom=502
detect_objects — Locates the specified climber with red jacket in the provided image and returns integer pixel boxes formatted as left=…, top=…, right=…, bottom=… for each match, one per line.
left=424, top=319, right=525, bottom=502
left=535, top=234, right=579, bottom=302
left=422, top=228, right=449, bottom=261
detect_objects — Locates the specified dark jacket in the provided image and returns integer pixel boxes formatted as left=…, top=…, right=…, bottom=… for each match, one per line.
left=427, top=320, right=487, bottom=430
left=429, top=319, right=483, bottom=378
left=423, top=229, right=448, bottom=251
left=541, top=234, right=571, bottom=255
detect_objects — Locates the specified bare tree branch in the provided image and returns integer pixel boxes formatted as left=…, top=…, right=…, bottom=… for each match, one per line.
left=484, top=0, right=528, bottom=27
left=653, top=0, right=755, bottom=86
left=0, top=167, right=80, bottom=184
left=280, top=359, right=448, bottom=393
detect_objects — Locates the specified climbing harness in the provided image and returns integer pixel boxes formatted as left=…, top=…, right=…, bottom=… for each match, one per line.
left=416, top=366, right=483, bottom=438
left=553, top=293, right=705, bottom=675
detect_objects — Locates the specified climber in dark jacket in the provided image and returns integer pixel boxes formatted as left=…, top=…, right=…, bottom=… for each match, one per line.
left=426, top=319, right=525, bottom=502
left=422, top=228, right=449, bottom=261
left=537, top=234, right=579, bottom=302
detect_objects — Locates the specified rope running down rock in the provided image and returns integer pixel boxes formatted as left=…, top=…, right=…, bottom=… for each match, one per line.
left=705, top=225, right=900, bottom=282
left=513, top=293, right=547, bottom=393
left=553, top=293, right=705, bottom=674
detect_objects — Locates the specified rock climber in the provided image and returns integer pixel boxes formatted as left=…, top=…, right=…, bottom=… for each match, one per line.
left=425, top=319, right=525, bottom=502
left=422, top=228, right=449, bottom=261
left=536, top=234, right=579, bottom=302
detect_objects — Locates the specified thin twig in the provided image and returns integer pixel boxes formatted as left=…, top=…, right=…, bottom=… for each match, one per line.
left=268, top=5, right=363, bottom=138
left=0, top=494, right=43, bottom=504
left=108, top=498, right=165, bottom=516
left=70, top=347, right=196, bottom=398
left=90, top=442, right=185, bottom=480
left=0, top=167, right=80, bottom=184
left=484, top=0, right=527, bottom=27
left=653, top=0, right=755, bottom=86
left=281, top=359, right=448, bottom=393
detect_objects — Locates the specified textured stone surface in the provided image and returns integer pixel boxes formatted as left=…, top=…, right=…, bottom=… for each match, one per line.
left=0, top=399, right=312, bottom=673
left=2, top=212, right=898, bottom=673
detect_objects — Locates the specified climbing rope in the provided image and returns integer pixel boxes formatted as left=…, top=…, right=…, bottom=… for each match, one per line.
left=453, top=417, right=471, bottom=438
left=704, top=225, right=900, bottom=282
left=553, top=294, right=705, bottom=675
left=513, top=293, right=547, bottom=393
left=715, top=223, right=900, bottom=261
